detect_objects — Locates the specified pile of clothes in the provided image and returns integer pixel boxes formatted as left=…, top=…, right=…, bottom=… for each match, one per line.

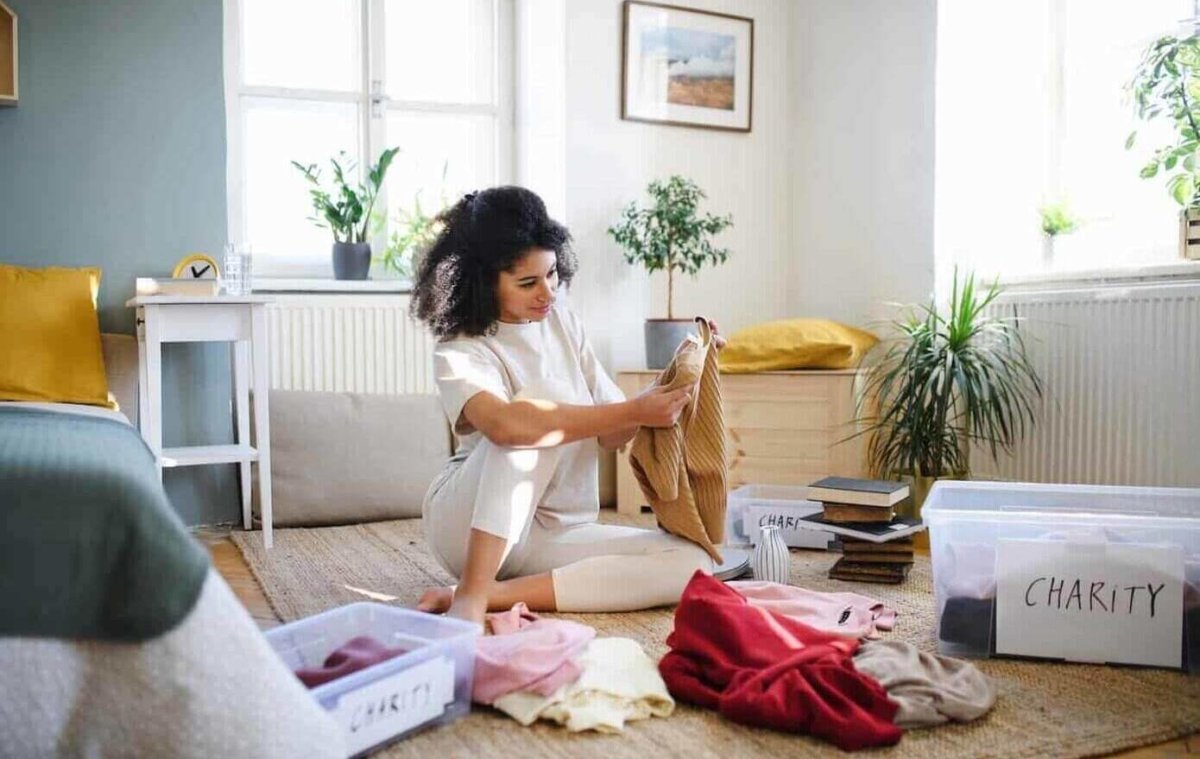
left=468, top=576, right=996, bottom=748
left=474, top=602, right=674, bottom=733
left=290, top=578, right=997, bottom=749
left=662, top=572, right=995, bottom=750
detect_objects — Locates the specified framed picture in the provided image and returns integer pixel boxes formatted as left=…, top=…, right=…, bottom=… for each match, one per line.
left=621, top=1, right=754, bottom=132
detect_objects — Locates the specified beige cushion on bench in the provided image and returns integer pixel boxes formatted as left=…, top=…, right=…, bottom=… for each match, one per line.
left=256, top=390, right=452, bottom=527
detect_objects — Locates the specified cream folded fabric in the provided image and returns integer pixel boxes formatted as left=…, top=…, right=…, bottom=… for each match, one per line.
left=492, top=637, right=675, bottom=733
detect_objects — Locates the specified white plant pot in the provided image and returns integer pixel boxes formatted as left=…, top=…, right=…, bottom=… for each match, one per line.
left=1041, top=234, right=1055, bottom=267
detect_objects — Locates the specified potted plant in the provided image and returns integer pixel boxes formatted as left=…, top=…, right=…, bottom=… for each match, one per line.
left=853, top=271, right=1044, bottom=538
left=1128, top=33, right=1200, bottom=260
left=375, top=192, right=448, bottom=280
left=608, top=175, right=733, bottom=369
left=1038, top=201, right=1080, bottom=266
left=292, top=147, right=399, bottom=280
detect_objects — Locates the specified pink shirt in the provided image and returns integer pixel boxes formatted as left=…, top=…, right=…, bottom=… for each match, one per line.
left=473, top=603, right=595, bottom=705
left=727, top=581, right=897, bottom=640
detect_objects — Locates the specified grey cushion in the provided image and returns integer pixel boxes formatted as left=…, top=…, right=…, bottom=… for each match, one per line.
left=256, top=390, right=452, bottom=526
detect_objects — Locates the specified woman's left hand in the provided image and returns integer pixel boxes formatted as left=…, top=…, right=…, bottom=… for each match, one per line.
left=673, top=319, right=727, bottom=357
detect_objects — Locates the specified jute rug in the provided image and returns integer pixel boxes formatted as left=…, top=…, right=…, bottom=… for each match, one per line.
left=232, top=513, right=1200, bottom=758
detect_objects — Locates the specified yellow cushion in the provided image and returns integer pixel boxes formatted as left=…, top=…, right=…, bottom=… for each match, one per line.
left=719, top=318, right=879, bottom=373
left=0, top=264, right=114, bottom=408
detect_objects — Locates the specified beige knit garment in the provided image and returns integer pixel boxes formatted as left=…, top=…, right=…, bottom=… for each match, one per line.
left=629, top=318, right=727, bottom=562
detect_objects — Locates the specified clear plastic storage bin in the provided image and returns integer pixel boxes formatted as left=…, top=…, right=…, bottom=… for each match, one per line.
left=726, top=484, right=833, bottom=549
left=265, top=602, right=479, bottom=757
left=923, top=481, right=1200, bottom=672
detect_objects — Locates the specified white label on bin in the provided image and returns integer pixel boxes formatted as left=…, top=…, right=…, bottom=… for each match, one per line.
left=330, top=655, right=456, bottom=755
left=995, top=539, right=1183, bottom=668
left=746, top=505, right=830, bottom=549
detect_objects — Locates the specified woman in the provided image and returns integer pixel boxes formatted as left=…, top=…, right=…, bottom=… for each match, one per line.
left=410, top=185, right=719, bottom=627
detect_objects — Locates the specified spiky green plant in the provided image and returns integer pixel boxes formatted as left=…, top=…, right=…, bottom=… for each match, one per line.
left=855, top=271, right=1044, bottom=479
left=376, top=193, right=445, bottom=279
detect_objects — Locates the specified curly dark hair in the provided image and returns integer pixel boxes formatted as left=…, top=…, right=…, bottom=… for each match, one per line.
left=410, top=185, right=577, bottom=338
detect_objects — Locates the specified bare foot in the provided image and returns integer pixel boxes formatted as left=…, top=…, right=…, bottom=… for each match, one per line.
left=445, top=592, right=488, bottom=630
left=416, top=586, right=454, bottom=614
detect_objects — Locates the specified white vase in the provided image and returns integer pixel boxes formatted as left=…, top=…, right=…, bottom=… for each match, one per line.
left=752, top=525, right=790, bottom=584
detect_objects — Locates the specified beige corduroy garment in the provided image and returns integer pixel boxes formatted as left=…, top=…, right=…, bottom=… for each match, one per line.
left=629, top=318, right=727, bottom=563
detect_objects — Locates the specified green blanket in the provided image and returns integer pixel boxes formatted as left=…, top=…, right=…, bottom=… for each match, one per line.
left=0, top=407, right=209, bottom=641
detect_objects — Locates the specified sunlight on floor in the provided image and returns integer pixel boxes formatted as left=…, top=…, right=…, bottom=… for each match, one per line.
left=341, top=584, right=398, bottom=602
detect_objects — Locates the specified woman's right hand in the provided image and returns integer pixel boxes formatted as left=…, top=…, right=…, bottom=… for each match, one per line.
left=633, top=386, right=692, bottom=428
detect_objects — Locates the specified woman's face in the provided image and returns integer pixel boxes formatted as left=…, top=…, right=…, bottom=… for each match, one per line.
left=497, top=248, right=559, bottom=324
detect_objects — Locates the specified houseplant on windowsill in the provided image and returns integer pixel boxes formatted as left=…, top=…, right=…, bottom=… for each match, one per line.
left=375, top=192, right=448, bottom=281
left=1038, top=201, right=1080, bottom=266
left=1128, top=33, right=1200, bottom=260
left=292, top=147, right=399, bottom=280
left=608, top=175, right=733, bottom=369
left=853, top=271, right=1044, bottom=544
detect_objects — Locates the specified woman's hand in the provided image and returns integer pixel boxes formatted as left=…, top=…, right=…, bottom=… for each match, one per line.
left=708, top=320, right=727, bottom=350
left=673, top=319, right=727, bottom=356
left=633, top=386, right=692, bottom=428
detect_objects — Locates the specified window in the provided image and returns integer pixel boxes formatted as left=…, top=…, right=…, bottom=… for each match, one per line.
left=935, top=1, right=1192, bottom=283
left=225, top=0, right=513, bottom=278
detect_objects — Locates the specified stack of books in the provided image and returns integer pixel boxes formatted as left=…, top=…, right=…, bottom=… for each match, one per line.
left=801, top=476, right=922, bottom=585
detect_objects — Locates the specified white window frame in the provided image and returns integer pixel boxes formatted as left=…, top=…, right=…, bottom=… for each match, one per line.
left=223, top=0, right=514, bottom=280
left=935, top=0, right=1200, bottom=295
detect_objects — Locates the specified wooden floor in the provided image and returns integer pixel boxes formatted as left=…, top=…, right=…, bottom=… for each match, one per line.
left=204, top=528, right=1198, bottom=757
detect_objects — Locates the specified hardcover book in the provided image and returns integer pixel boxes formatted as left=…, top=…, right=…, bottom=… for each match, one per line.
left=807, top=476, right=910, bottom=507
left=797, top=513, right=925, bottom=543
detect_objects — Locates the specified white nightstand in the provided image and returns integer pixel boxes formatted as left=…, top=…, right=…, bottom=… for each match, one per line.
left=126, top=295, right=275, bottom=548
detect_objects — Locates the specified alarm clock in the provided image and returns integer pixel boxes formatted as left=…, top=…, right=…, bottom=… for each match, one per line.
left=172, top=253, right=220, bottom=280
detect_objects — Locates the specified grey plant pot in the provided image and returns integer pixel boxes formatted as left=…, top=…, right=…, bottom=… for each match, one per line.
left=332, top=242, right=372, bottom=280
left=644, top=319, right=697, bottom=370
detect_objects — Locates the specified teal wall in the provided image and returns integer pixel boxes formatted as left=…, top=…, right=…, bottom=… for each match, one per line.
left=0, top=0, right=239, bottom=525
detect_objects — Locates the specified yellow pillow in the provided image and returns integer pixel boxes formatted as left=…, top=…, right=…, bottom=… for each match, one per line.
left=0, top=264, right=114, bottom=408
left=719, top=318, right=879, bottom=373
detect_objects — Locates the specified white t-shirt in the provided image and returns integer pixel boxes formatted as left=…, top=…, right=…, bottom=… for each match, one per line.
left=431, top=305, right=625, bottom=527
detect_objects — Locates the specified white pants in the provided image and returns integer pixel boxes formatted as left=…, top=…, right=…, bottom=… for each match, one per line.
left=422, top=435, right=713, bottom=613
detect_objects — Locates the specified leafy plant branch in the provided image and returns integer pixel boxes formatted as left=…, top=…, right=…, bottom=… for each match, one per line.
left=1128, top=34, right=1200, bottom=206
left=607, top=175, right=733, bottom=319
left=292, top=147, right=400, bottom=243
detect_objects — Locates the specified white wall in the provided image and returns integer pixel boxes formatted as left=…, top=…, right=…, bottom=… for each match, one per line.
left=789, top=0, right=937, bottom=327
left=519, top=0, right=938, bottom=368
left=559, top=0, right=796, bottom=371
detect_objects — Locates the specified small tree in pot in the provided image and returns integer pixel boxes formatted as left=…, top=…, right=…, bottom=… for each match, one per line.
left=292, top=147, right=399, bottom=280
left=608, top=175, right=733, bottom=369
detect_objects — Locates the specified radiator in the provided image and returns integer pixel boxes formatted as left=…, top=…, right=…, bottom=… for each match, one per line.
left=973, top=281, right=1200, bottom=487
left=266, top=294, right=438, bottom=395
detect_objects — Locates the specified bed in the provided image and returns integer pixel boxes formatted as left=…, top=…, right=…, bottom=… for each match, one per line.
left=0, top=334, right=344, bottom=758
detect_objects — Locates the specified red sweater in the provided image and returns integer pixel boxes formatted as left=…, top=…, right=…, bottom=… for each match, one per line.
left=659, top=572, right=902, bottom=750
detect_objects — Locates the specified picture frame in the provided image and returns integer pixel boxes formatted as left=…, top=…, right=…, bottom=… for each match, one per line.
left=621, top=1, right=754, bottom=133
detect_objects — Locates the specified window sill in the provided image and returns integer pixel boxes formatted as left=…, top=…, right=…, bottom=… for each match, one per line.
left=998, top=260, right=1200, bottom=293
left=251, top=278, right=412, bottom=294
